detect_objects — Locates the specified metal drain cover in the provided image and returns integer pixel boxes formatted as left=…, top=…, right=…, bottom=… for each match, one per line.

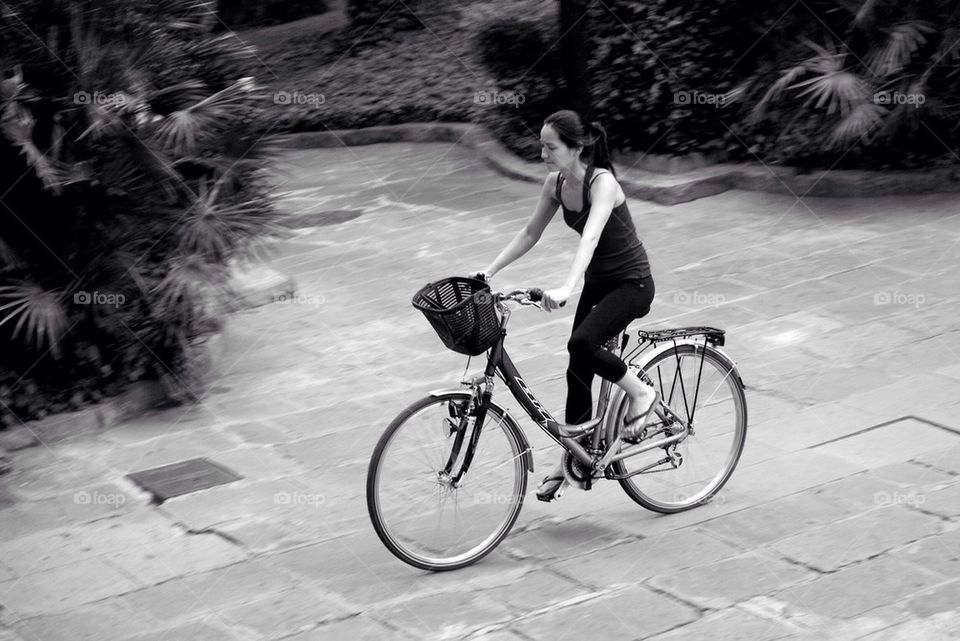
left=127, top=458, right=242, bottom=503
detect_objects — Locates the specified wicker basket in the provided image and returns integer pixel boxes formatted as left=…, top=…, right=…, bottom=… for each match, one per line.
left=412, top=277, right=501, bottom=356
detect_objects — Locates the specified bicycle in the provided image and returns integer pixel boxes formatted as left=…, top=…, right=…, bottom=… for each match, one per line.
left=366, top=276, right=747, bottom=571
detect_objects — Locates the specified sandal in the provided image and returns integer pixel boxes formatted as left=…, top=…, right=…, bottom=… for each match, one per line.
left=535, top=463, right=567, bottom=502
left=622, top=390, right=660, bottom=441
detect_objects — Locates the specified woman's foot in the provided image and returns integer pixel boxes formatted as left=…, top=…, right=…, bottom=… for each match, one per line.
left=622, top=386, right=659, bottom=441
left=535, top=463, right=567, bottom=502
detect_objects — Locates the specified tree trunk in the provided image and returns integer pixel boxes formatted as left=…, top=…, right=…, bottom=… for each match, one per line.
left=558, top=0, right=592, bottom=117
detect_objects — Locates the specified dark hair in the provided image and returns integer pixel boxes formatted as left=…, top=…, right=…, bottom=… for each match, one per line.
left=543, top=110, right=616, bottom=177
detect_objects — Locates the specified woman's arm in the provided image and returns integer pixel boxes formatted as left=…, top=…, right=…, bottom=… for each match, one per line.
left=542, top=172, right=618, bottom=310
left=482, top=173, right=560, bottom=278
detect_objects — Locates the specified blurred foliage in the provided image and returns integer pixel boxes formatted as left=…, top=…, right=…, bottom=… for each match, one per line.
left=585, top=0, right=760, bottom=159
left=346, top=0, right=459, bottom=35
left=732, top=0, right=960, bottom=168
left=248, top=0, right=960, bottom=181
left=217, top=0, right=330, bottom=28
left=0, top=0, right=280, bottom=427
left=471, top=17, right=566, bottom=160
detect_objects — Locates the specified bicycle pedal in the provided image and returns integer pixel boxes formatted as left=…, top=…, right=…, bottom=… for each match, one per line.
left=535, top=479, right=568, bottom=502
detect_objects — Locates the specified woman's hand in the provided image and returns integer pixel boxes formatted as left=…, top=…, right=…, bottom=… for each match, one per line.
left=542, top=286, right=571, bottom=312
left=468, top=271, right=489, bottom=282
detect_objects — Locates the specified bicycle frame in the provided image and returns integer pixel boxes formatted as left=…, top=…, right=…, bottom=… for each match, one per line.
left=448, top=308, right=707, bottom=485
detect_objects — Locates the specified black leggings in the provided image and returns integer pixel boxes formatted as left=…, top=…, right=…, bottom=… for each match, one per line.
left=566, top=275, right=655, bottom=425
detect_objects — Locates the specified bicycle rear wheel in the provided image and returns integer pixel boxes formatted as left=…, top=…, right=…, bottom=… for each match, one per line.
left=612, top=343, right=747, bottom=513
left=367, top=391, right=528, bottom=571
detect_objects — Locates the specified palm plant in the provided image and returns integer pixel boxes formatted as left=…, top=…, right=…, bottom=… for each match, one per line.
left=0, top=0, right=281, bottom=424
left=733, top=0, right=960, bottom=165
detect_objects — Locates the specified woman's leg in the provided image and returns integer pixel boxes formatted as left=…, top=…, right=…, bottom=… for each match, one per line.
left=539, top=277, right=655, bottom=501
left=565, top=280, right=611, bottom=425
left=567, top=277, right=657, bottom=429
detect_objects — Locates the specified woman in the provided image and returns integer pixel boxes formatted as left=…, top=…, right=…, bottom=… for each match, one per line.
left=477, top=110, right=657, bottom=502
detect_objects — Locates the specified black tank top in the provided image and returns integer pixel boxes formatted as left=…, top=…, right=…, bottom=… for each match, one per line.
left=556, top=166, right=651, bottom=283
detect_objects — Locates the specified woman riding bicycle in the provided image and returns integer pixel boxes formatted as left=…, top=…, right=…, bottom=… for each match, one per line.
left=476, top=110, right=658, bottom=502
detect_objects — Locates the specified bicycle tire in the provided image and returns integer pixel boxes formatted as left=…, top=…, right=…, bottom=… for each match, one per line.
left=367, top=391, right=529, bottom=571
left=612, top=343, right=747, bottom=513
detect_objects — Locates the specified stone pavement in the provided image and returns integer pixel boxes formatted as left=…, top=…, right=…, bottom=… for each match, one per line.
left=2, top=142, right=960, bottom=640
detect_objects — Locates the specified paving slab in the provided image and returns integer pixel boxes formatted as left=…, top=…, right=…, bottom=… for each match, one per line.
left=511, top=583, right=700, bottom=641
left=649, top=550, right=816, bottom=610
left=772, top=506, right=942, bottom=572
left=0, top=557, right=143, bottom=616
left=647, top=606, right=797, bottom=641
left=12, top=600, right=160, bottom=641
left=772, top=557, right=944, bottom=620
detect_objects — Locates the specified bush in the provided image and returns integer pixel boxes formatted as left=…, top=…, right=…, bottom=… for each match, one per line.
left=471, top=17, right=565, bottom=160
left=733, top=0, right=960, bottom=168
left=585, top=0, right=760, bottom=159
left=346, top=0, right=458, bottom=35
left=218, top=0, right=329, bottom=28
left=0, top=0, right=280, bottom=426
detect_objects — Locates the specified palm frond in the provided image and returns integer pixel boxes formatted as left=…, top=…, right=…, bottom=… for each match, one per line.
left=69, top=8, right=106, bottom=84
left=0, top=284, right=68, bottom=358
left=853, top=0, right=882, bottom=28
left=827, top=101, right=885, bottom=148
left=177, top=197, right=276, bottom=263
left=1, top=101, right=64, bottom=193
left=166, top=0, right=218, bottom=33
left=150, top=255, right=225, bottom=320
left=867, top=22, right=934, bottom=78
left=750, top=64, right=809, bottom=123
left=793, top=69, right=869, bottom=116
left=152, top=77, right=262, bottom=157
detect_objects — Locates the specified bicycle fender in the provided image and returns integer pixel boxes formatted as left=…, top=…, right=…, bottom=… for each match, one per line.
left=428, top=388, right=534, bottom=473
left=631, top=340, right=745, bottom=389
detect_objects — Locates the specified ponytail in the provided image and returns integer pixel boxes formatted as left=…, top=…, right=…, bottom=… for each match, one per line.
left=588, top=121, right=616, bottom=177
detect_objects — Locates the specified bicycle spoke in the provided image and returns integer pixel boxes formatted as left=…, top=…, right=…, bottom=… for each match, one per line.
left=369, top=393, right=526, bottom=569
left=615, top=345, right=746, bottom=513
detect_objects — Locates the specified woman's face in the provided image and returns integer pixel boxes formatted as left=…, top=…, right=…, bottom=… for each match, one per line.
left=540, top=124, right=581, bottom=172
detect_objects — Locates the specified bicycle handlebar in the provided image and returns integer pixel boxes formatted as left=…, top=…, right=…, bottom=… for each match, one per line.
left=469, top=275, right=565, bottom=307
left=498, top=288, right=565, bottom=307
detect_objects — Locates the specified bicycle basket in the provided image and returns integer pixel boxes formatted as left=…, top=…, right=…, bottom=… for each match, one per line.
left=412, top=277, right=501, bottom=356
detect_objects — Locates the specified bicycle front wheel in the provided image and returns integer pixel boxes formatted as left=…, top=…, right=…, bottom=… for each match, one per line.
left=367, top=392, right=528, bottom=571
left=612, top=343, right=747, bottom=513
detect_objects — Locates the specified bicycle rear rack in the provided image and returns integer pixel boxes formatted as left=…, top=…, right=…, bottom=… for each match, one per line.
left=635, top=326, right=726, bottom=346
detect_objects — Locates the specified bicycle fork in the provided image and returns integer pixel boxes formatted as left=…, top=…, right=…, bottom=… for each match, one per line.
left=441, top=381, right=491, bottom=485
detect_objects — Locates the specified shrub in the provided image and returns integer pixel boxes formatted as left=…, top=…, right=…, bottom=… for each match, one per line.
left=0, top=0, right=280, bottom=426
left=218, top=0, right=329, bottom=28
left=346, top=0, right=458, bottom=35
left=733, top=0, right=960, bottom=168
left=471, top=17, right=565, bottom=160
left=585, top=0, right=760, bottom=159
